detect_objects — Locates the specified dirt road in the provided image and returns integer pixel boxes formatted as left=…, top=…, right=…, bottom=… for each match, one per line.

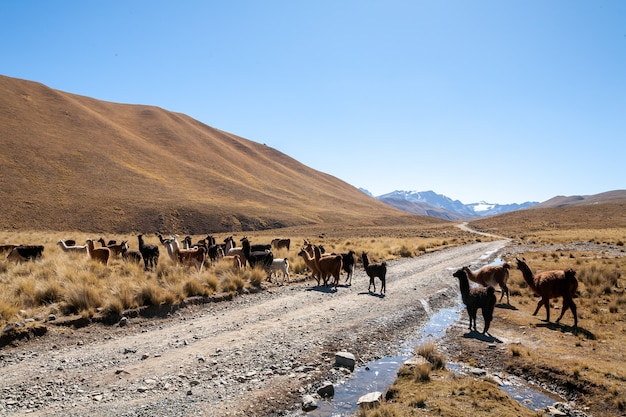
left=0, top=240, right=507, bottom=417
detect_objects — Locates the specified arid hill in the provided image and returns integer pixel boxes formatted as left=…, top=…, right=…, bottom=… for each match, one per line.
left=0, top=75, right=442, bottom=233
left=468, top=199, right=626, bottom=234
left=530, top=189, right=626, bottom=209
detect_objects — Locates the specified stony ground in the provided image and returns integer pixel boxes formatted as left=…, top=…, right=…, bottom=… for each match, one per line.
left=0, top=240, right=509, bottom=417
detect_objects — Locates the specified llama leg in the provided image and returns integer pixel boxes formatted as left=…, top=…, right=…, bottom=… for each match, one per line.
left=482, top=309, right=493, bottom=334
left=381, top=278, right=385, bottom=294
left=532, top=299, right=544, bottom=316
left=500, top=284, right=510, bottom=304
left=556, top=298, right=570, bottom=323
left=469, top=307, right=477, bottom=331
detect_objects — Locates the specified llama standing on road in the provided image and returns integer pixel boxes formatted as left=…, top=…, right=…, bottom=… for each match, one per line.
left=362, top=252, right=386, bottom=295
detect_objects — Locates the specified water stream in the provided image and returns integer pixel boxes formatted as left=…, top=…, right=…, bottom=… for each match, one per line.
left=292, top=257, right=565, bottom=416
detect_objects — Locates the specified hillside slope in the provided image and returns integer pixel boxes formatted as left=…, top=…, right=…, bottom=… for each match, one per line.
left=0, top=75, right=439, bottom=233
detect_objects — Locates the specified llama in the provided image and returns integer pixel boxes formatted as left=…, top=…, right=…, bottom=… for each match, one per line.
left=57, top=240, right=88, bottom=256
left=241, top=237, right=273, bottom=272
left=85, top=239, right=110, bottom=266
left=216, top=254, right=243, bottom=271
left=453, top=268, right=496, bottom=334
left=159, top=235, right=180, bottom=263
left=298, top=247, right=323, bottom=285
left=313, top=245, right=342, bottom=288
left=177, top=246, right=207, bottom=272
left=318, top=246, right=356, bottom=286
left=271, top=238, right=291, bottom=251
left=362, top=252, right=386, bottom=294
left=97, top=237, right=128, bottom=257
left=138, top=234, right=159, bottom=271
left=6, top=245, right=44, bottom=262
left=269, top=258, right=291, bottom=284
left=121, top=246, right=143, bottom=264
left=225, top=236, right=247, bottom=268
left=462, top=263, right=511, bottom=304
left=515, top=258, right=578, bottom=328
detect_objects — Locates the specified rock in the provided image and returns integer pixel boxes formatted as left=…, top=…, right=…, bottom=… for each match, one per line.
left=118, top=317, right=128, bottom=327
left=301, top=394, right=318, bottom=411
left=545, top=405, right=568, bottom=416
left=402, top=355, right=429, bottom=370
left=48, top=314, right=56, bottom=321
left=470, top=367, right=487, bottom=376
left=357, top=391, right=383, bottom=409
left=317, top=381, right=334, bottom=398
left=335, top=351, right=355, bottom=371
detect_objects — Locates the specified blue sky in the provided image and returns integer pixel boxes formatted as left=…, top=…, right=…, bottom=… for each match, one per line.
left=2, top=1, right=624, bottom=204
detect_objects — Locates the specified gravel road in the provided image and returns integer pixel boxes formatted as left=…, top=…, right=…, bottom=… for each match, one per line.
left=0, top=240, right=508, bottom=417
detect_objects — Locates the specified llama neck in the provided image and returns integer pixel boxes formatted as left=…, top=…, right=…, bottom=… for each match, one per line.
left=313, top=246, right=322, bottom=262
left=463, top=266, right=478, bottom=282
left=362, top=254, right=369, bottom=269
left=457, top=273, right=470, bottom=296
left=518, top=262, right=537, bottom=290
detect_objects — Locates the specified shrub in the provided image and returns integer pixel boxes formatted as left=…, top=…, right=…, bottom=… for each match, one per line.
left=416, top=342, right=446, bottom=370
left=244, top=267, right=266, bottom=287
left=183, top=278, right=207, bottom=297
left=135, top=282, right=164, bottom=306
left=397, top=245, right=413, bottom=258
left=63, top=283, right=103, bottom=314
left=34, top=282, right=63, bottom=305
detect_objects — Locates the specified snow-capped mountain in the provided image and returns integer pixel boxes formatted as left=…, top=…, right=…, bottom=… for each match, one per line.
left=370, top=190, right=538, bottom=220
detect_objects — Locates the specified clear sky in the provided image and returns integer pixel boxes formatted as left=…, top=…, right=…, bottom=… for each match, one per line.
left=2, top=1, right=624, bottom=204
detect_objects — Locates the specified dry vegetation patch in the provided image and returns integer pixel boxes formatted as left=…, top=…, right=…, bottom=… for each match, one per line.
left=0, top=225, right=482, bottom=331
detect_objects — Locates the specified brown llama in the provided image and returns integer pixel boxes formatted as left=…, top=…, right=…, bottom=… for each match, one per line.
left=297, top=247, right=323, bottom=285
left=85, top=239, right=110, bottom=266
left=313, top=245, right=342, bottom=288
left=515, top=258, right=578, bottom=328
left=453, top=268, right=496, bottom=334
left=462, top=263, right=511, bottom=304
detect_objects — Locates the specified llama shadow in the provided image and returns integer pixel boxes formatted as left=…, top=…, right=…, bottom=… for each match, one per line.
left=495, top=303, right=518, bottom=310
left=462, top=330, right=503, bottom=344
left=536, top=322, right=595, bottom=339
left=306, top=285, right=337, bottom=294
left=358, top=291, right=386, bottom=299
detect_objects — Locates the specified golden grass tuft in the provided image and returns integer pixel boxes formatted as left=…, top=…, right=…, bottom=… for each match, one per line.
left=135, top=281, right=164, bottom=307
left=62, top=283, right=103, bottom=315
left=244, top=266, right=267, bottom=287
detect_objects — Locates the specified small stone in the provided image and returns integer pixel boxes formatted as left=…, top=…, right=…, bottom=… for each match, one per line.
left=302, top=394, right=317, bottom=411
left=357, top=391, right=383, bottom=409
left=335, top=351, right=355, bottom=371
left=317, top=381, right=334, bottom=398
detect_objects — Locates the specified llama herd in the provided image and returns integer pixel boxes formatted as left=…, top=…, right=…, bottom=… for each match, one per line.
left=3, top=235, right=580, bottom=332
left=453, top=257, right=579, bottom=336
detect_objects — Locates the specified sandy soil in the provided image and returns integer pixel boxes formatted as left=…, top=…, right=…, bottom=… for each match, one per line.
left=0, top=240, right=509, bottom=417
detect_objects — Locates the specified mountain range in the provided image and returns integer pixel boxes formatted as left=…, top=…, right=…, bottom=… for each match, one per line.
left=365, top=190, right=538, bottom=220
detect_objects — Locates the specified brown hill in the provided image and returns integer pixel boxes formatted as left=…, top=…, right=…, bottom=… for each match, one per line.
left=0, top=75, right=444, bottom=233
left=468, top=200, right=626, bottom=234
left=531, top=190, right=626, bottom=209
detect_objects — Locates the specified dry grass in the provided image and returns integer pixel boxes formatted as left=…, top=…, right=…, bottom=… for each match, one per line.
left=0, top=225, right=478, bottom=325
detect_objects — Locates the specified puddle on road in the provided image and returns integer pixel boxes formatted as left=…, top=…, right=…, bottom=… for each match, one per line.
left=293, top=257, right=564, bottom=416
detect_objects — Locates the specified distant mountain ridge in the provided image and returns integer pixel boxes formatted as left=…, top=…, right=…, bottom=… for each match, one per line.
left=369, top=190, right=538, bottom=220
